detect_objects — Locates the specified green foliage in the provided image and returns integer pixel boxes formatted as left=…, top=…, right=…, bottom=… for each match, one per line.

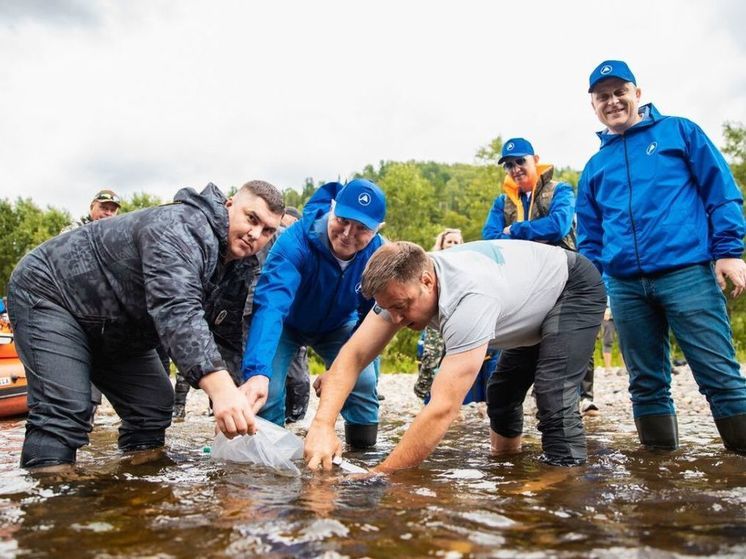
left=118, top=192, right=164, bottom=213
left=0, top=198, right=71, bottom=293
left=722, top=121, right=746, bottom=195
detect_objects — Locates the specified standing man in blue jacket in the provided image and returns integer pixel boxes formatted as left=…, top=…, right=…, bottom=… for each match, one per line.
left=577, top=60, right=746, bottom=454
left=482, top=137, right=576, bottom=251
left=240, top=179, right=386, bottom=447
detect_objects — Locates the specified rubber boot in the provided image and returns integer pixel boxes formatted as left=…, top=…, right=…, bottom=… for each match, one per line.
left=344, top=423, right=378, bottom=449
left=634, top=414, right=679, bottom=450
left=714, top=414, right=746, bottom=454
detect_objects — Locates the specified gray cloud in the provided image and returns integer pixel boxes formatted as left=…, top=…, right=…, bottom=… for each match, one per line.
left=0, top=0, right=101, bottom=27
left=711, top=0, right=746, bottom=53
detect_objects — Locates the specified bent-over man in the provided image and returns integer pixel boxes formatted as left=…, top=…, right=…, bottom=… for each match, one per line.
left=305, top=240, right=606, bottom=471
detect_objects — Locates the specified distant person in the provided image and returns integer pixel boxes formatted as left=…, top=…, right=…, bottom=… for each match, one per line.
left=240, top=180, right=386, bottom=448
left=600, top=304, right=619, bottom=374
left=483, top=138, right=597, bottom=416
left=414, top=228, right=499, bottom=405
left=62, top=189, right=121, bottom=232
left=8, top=181, right=283, bottom=471
left=305, top=240, right=606, bottom=471
left=577, top=59, right=746, bottom=454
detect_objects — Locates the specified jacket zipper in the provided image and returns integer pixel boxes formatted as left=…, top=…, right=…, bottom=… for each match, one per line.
left=623, top=136, right=643, bottom=275
left=318, top=267, right=346, bottom=331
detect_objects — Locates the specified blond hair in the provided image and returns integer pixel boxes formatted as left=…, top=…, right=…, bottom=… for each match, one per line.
left=432, top=228, right=462, bottom=251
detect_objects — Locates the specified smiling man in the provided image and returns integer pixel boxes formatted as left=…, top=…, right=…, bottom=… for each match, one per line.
left=8, top=181, right=283, bottom=470
left=305, top=240, right=606, bottom=471
left=240, top=179, right=386, bottom=448
left=577, top=60, right=746, bottom=454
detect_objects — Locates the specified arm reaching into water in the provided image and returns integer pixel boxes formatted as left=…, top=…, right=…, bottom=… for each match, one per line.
left=305, top=309, right=400, bottom=470
left=372, top=343, right=487, bottom=473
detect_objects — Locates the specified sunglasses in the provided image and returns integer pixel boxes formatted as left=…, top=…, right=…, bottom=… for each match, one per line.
left=503, top=157, right=528, bottom=171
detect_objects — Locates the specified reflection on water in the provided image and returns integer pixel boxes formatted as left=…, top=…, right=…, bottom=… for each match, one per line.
left=1, top=379, right=745, bottom=558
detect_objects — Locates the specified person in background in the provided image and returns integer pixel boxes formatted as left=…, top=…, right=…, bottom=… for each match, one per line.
left=240, top=179, right=387, bottom=448
left=62, top=189, right=121, bottom=231
left=577, top=59, right=746, bottom=454
left=8, top=181, right=283, bottom=471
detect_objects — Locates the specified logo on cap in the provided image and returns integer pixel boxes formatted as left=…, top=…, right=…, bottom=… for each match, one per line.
left=506, top=142, right=514, bottom=151
left=358, top=193, right=371, bottom=206
left=601, top=65, right=612, bottom=75
left=646, top=142, right=657, bottom=155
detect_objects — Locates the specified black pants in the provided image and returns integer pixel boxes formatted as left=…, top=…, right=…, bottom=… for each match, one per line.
left=8, top=285, right=173, bottom=468
left=487, top=252, right=606, bottom=466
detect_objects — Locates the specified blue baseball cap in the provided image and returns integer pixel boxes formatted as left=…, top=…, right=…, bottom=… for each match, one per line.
left=588, top=60, right=636, bottom=93
left=498, top=138, right=535, bottom=165
left=334, top=178, right=386, bottom=230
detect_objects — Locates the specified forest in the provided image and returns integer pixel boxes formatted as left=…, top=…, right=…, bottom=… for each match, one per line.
left=2, top=123, right=745, bottom=369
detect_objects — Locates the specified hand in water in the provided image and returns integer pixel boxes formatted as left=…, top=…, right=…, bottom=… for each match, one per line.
left=305, top=420, right=342, bottom=471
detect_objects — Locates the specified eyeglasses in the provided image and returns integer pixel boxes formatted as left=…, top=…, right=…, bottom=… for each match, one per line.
left=503, top=157, right=527, bottom=171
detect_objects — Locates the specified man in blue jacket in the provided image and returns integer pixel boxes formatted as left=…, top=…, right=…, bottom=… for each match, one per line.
left=240, top=179, right=386, bottom=447
left=482, top=137, right=576, bottom=251
left=577, top=60, right=746, bottom=454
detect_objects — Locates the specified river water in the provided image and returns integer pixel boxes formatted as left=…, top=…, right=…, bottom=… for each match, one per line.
left=1, top=373, right=745, bottom=558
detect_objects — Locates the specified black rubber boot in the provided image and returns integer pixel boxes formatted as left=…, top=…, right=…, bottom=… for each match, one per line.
left=344, top=423, right=378, bottom=449
left=715, top=414, right=746, bottom=454
left=634, top=414, right=679, bottom=450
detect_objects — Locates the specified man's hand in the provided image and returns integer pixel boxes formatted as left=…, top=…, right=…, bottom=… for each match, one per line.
left=239, top=375, right=270, bottom=414
left=198, top=370, right=256, bottom=438
left=305, top=419, right=342, bottom=471
left=312, top=372, right=328, bottom=398
left=715, top=258, right=746, bottom=298
left=502, top=225, right=512, bottom=236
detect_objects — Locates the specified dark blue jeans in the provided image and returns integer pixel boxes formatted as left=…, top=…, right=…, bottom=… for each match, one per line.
left=608, top=263, right=746, bottom=420
left=8, top=286, right=173, bottom=468
left=259, top=322, right=379, bottom=427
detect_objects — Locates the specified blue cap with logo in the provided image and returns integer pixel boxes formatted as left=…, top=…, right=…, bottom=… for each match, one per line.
left=334, top=178, right=386, bottom=230
left=588, top=60, right=636, bottom=93
left=498, top=137, right=535, bottom=165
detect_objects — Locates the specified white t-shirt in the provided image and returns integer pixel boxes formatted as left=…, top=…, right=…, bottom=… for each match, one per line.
left=376, top=240, right=565, bottom=357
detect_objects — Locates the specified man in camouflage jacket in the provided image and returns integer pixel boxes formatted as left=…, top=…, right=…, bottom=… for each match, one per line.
left=7, top=181, right=283, bottom=470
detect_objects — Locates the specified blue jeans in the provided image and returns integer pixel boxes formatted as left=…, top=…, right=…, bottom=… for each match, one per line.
left=7, top=285, right=173, bottom=468
left=608, top=264, right=746, bottom=420
left=259, top=322, right=379, bottom=426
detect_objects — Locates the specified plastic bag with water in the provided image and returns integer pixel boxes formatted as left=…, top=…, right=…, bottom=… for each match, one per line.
left=210, top=416, right=304, bottom=476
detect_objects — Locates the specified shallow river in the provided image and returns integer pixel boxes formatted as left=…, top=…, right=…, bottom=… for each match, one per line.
left=1, top=375, right=745, bottom=558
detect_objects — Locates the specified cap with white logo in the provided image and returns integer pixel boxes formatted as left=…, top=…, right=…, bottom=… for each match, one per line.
left=333, top=178, right=386, bottom=230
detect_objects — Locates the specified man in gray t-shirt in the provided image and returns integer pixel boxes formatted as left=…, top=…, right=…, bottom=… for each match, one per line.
left=305, top=240, right=606, bottom=471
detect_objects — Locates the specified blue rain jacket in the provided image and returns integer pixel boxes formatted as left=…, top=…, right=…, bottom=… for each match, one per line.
left=241, top=182, right=384, bottom=380
left=577, top=103, right=744, bottom=278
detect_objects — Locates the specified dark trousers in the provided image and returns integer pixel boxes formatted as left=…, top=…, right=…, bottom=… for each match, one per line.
left=8, top=286, right=173, bottom=468
left=486, top=252, right=606, bottom=465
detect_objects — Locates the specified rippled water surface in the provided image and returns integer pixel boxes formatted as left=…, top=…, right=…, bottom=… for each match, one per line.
left=1, top=377, right=745, bottom=558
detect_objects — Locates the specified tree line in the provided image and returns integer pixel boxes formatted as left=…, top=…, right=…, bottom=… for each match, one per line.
left=2, top=124, right=745, bottom=367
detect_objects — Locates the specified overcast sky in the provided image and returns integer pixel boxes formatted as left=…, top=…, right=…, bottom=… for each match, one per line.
left=1, top=0, right=744, bottom=216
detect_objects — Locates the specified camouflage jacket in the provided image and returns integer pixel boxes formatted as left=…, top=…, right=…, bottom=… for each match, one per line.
left=10, top=183, right=259, bottom=387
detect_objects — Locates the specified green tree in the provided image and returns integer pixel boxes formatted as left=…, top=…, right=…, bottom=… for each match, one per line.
left=0, top=198, right=70, bottom=293
left=723, top=121, right=746, bottom=194
left=118, top=192, right=164, bottom=213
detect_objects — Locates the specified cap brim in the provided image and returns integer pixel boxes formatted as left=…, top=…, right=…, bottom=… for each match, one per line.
left=498, top=152, right=532, bottom=165
left=334, top=204, right=379, bottom=230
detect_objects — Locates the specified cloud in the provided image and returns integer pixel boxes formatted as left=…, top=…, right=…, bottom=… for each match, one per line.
left=0, top=0, right=102, bottom=27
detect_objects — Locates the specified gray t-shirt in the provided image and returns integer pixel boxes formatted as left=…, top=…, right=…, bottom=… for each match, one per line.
left=428, top=240, right=568, bottom=353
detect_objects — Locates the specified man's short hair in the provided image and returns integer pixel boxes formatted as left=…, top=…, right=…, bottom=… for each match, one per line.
left=362, top=241, right=429, bottom=299
left=284, top=206, right=301, bottom=220
left=239, top=180, right=285, bottom=215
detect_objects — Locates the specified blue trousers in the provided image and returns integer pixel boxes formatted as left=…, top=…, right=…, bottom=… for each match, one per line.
left=258, top=322, right=379, bottom=426
left=608, top=264, right=746, bottom=420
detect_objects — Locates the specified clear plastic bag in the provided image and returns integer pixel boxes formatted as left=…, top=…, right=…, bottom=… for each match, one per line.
left=210, top=416, right=304, bottom=476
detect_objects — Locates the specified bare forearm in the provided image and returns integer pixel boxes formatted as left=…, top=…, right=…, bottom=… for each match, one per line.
left=375, top=402, right=458, bottom=473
